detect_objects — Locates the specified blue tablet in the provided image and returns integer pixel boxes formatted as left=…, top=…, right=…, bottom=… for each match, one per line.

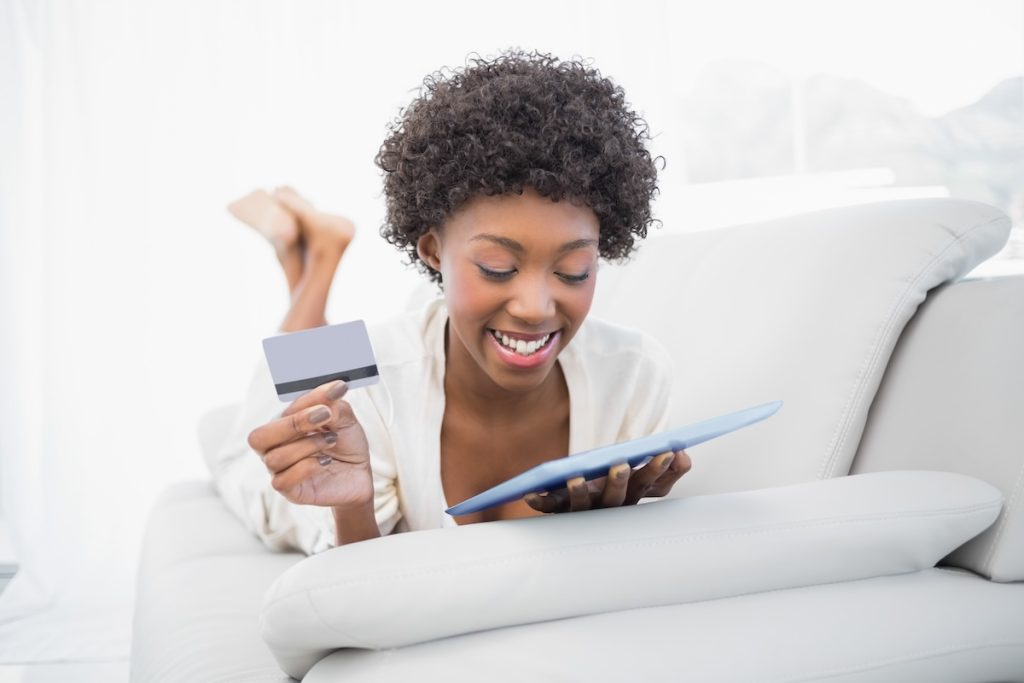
left=445, top=400, right=783, bottom=516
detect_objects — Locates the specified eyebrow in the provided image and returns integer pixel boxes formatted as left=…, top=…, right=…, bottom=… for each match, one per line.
left=469, top=233, right=599, bottom=254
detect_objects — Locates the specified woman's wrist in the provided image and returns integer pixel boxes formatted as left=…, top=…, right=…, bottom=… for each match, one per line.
left=332, top=501, right=381, bottom=546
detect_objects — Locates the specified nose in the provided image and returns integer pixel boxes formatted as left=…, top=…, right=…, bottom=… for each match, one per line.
left=506, top=273, right=556, bottom=326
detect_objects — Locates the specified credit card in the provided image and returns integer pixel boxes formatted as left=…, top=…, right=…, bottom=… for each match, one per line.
left=262, top=320, right=380, bottom=402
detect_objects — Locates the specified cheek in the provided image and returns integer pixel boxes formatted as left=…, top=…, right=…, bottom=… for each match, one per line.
left=567, top=279, right=597, bottom=322
left=443, top=264, right=493, bottom=320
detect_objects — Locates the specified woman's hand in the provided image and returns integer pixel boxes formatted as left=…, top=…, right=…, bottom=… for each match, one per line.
left=523, top=449, right=692, bottom=513
left=246, top=380, right=374, bottom=509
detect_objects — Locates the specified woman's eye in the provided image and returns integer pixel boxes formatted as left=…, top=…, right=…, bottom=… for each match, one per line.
left=476, top=266, right=590, bottom=284
left=478, top=266, right=515, bottom=281
left=559, top=272, right=590, bottom=284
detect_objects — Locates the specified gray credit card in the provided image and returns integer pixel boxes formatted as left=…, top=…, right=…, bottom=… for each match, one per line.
left=262, top=320, right=380, bottom=402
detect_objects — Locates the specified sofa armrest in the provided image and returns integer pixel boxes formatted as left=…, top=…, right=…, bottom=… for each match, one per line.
left=853, top=275, right=1024, bottom=582
left=258, top=470, right=1002, bottom=680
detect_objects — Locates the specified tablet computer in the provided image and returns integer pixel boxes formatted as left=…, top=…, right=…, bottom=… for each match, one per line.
left=445, top=399, right=783, bottom=516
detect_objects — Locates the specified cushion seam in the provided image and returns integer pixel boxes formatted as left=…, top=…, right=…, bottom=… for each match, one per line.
left=305, top=585, right=374, bottom=647
left=818, top=214, right=1006, bottom=480
left=763, top=639, right=1024, bottom=683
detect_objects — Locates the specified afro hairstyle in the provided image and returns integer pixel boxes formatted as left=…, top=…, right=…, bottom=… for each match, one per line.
left=374, top=47, right=664, bottom=287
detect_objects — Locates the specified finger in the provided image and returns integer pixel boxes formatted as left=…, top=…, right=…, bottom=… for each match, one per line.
left=263, top=431, right=337, bottom=474
left=525, top=488, right=569, bottom=513
left=281, top=379, right=349, bottom=418
left=600, top=463, right=632, bottom=507
left=567, top=476, right=590, bottom=511
left=647, top=449, right=693, bottom=497
left=623, top=451, right=676, bottom=505
left=270, top=454, right=323, bottom=501
left=247, top=403, right=335, bottom=455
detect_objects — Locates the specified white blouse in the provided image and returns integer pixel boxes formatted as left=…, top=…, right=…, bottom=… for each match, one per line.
left=207, top=296, right=675, bottom=556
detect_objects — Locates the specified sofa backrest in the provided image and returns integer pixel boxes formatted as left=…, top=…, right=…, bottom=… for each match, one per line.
left=851, top=275, right=1024, bottom=582
left=586, top=198, right=1009, bottom=497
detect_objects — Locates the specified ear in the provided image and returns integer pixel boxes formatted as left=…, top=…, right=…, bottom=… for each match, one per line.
left=416, top=229, right=442, bottom=272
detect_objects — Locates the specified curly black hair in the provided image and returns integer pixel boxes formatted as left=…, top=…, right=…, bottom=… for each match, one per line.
left=374, top=47, right=664, bottom=287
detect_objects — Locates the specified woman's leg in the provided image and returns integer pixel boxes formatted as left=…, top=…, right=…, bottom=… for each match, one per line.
left=273, top=187, right=356, bottom=333
left=228, top=189, right=305, bottom=294
left=229, top=186, right=355, bottom=332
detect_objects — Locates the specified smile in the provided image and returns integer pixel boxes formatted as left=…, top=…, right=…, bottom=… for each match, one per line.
left=487, top=328, right=561, bottom=368
left=489, top=329, right=555, bottom=355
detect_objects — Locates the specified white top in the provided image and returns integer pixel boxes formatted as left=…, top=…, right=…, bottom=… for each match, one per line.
left=207, top=296, right=675, bottom=556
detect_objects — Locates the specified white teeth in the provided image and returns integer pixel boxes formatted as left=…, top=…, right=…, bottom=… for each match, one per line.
left=492, top=330, right=552, bottom=356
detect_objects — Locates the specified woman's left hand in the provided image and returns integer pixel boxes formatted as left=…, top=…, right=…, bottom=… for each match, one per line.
left=524, top=449, right=692, bottom=513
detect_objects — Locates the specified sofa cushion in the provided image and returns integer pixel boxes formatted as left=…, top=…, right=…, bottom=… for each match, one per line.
left=586, top=198, right=1010, bottom=496
left=258, top=470, right=1002, bottom=680
left=303, top=568, right=1024, bottom=683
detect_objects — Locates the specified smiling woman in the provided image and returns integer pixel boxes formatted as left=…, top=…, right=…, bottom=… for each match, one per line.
left=211, top=47, right=691, bottom=555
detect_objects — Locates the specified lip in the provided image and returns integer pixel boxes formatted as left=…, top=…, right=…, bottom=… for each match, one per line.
left=486, top=328, right=561, bottom=369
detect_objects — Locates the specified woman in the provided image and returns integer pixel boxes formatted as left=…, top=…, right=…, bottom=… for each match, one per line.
left=218, top=48, right=692, bottom=554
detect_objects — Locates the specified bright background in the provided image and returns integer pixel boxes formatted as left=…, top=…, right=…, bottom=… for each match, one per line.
left=0, top=0, right=1022, bottom=670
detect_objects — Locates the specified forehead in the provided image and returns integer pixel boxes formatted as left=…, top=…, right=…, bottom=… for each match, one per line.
left=441, top=187, right=600, bottom=252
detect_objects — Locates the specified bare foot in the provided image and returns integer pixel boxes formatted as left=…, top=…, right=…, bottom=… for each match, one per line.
left=228, top=189, right=304, bottom=293
left=273, top=186, right=356, bottom=258
left=227, top=190, right=300, bottom=249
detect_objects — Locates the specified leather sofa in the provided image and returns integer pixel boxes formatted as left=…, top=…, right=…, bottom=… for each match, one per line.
left=130, top=198, right=1024, bottom=682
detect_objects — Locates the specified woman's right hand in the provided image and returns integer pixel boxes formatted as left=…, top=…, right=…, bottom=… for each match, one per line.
left=247, top=380, right=373, bottom=510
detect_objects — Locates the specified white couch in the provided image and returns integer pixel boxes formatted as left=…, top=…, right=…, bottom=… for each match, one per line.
left=131, top=198, right=1024, bottom=682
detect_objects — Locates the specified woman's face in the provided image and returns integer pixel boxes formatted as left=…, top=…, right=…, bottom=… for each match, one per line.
left=416, top=186, right=600, bottom=396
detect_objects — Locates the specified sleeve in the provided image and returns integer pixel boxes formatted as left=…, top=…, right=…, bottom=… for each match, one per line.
left=616, top=332, right=676, bottom=442
left=204, top=356, right=401, bottom=556
left=346, top=387, right=403, bottom=538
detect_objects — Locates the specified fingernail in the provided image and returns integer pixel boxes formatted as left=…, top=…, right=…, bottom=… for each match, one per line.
left=327, top=381, right=347, bottom=400
left=661, top=453, right=675, bottom=469
left=323, top=431, right=337, bottom=445
left=317, top=454, right=332, bottom=466
left=309, top=406, right=330, bottom=424
left=616, top=466, right=630, bottom=480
